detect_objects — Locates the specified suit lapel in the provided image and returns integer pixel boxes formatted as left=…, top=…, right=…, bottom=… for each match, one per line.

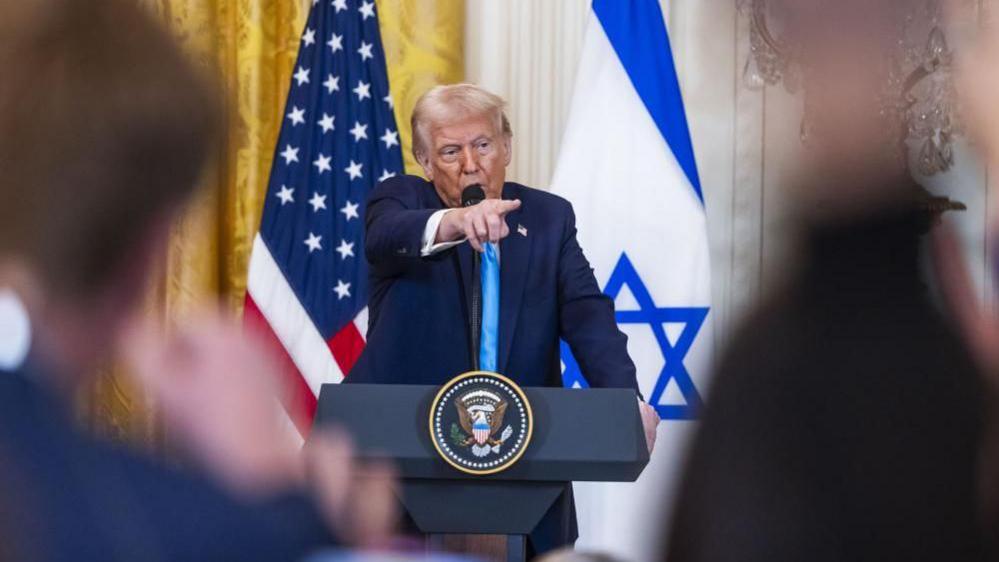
left=498, top=183, right=532, bottom=374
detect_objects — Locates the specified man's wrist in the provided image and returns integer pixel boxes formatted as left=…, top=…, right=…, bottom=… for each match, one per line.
left=421, top=209, right=465, bottom=257
left=435, top=207, right=465, bottom=244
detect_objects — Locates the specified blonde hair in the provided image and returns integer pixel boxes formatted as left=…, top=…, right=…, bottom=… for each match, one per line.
left=410, top=83, right=512, bottom=162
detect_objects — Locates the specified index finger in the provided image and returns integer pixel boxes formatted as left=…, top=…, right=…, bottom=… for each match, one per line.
left=497, top=199, right=522, bottom=215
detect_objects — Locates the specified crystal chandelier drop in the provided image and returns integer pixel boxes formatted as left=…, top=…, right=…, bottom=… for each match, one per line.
left=739, top=0, right=967, bottom=201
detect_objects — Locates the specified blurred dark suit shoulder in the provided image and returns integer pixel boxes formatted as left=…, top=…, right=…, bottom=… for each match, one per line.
left=0, top=363, right=334, bottom=562
left=666, top=205, right=987, bottom=562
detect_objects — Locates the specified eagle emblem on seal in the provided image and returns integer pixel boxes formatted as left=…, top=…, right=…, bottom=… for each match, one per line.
left=430, top=371, right=533, bottom=474
left=451, top=391, right=515, bottom=457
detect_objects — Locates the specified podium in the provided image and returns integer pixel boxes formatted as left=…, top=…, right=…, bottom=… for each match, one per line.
left=313, top=383, right=649, bottom=562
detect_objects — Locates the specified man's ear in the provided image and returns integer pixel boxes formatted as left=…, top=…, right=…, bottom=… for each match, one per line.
left=503, top=135, right=512, bottom=167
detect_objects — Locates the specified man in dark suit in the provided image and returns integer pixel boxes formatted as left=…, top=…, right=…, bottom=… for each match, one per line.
left=0, top=1, right=394, bottom=559
left=348, top=83, right=660, bottom=554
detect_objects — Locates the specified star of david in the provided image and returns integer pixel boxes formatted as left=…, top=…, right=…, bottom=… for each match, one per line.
left=561, top=253, right=709, bottom=420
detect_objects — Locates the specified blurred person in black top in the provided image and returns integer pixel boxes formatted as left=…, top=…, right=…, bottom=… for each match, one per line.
left=0, top=0, right=395, bottom=560
left=935, top=0, right=999, bottom=553
left=665, top=2, right=987, bottom=561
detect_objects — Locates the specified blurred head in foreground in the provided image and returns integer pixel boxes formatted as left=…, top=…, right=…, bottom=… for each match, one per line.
left=663, top=2, right=986, bottom=561
left=0, top=1, right=399, bottom=559
left=0, top=0, right=219, bottom=381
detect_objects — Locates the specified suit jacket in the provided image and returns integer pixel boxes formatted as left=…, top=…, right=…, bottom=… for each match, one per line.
left=0, top=360, right=335, bottom=562
left=351, top=174, right=638, bottom=391
left=348, top=175, right=641, bottom=554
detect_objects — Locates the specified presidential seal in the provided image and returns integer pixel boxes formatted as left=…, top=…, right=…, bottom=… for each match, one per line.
left=429, top=371, right=533, bottom=475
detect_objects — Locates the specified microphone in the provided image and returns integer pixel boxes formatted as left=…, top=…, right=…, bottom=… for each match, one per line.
left=461, top=184, right=485, bottom=208
left=461, top=184, right=485, bottom=369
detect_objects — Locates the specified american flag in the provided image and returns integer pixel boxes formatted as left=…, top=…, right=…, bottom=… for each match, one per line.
left=243, top=0, right=403, bottom=438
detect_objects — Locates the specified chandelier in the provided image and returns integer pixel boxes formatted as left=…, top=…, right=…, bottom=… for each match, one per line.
left=738, top=0, right=967, bottom=214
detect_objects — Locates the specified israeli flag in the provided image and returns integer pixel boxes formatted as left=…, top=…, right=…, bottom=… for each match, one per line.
left=550, top=0, right=712, bottom=558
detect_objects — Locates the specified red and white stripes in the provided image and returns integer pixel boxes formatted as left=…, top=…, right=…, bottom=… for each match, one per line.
left=243, top=234, right=366, bottom=437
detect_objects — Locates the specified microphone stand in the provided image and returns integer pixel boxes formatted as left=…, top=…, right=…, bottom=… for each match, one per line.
left=461, top=184, right=485, bottom=371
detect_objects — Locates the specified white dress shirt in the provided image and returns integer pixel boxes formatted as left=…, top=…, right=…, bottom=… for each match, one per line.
left=420, top=209, right=464, bottom=256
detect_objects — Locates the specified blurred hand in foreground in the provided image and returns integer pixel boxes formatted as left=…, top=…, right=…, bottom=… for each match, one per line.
left=123, top=311, right=397, bottom=546
left=305, top=431, right=398, bottom=548
left=932, top=225, right=999, bottom=376
left=955, top=1, right=999, bottom=160
left=124, top=312, right=302, bottom=496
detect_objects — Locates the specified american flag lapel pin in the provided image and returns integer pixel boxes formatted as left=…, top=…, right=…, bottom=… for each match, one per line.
left=517, top=224, right=528, bottom=237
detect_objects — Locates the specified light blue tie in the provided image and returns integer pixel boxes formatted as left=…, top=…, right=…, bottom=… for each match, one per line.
left=479, top=242, right=500, bottom=372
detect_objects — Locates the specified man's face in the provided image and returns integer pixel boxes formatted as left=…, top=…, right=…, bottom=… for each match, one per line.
left=419, top=112, right=511, bottom=208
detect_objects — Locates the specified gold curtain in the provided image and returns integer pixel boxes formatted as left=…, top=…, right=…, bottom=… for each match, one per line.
left=378, top=0, right=465, bottom=174
left=84, top=0, right=464, bottom=445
